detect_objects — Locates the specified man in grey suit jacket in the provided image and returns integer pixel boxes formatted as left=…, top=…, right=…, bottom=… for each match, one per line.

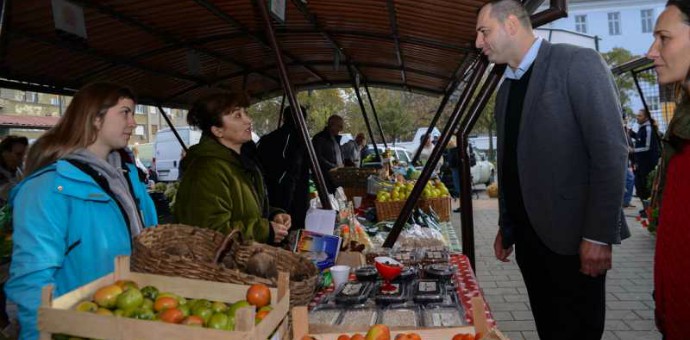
left=476, top=1, right=630, bottom=339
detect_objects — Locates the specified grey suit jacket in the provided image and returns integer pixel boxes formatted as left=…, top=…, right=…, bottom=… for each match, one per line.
left=495, top=40, right=631, bottom=255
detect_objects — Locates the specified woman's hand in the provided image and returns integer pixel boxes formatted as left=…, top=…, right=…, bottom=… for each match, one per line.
left=272, top=213, right=292, bottom=230
left=270, top=213, right=292, bottom=243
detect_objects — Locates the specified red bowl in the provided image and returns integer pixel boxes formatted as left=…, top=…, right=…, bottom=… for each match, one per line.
left=374, top=257, right=403, bottom=281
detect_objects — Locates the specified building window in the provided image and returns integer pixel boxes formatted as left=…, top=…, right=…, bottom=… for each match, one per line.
left=149, top=106, right=158, bottom=114
left=608, top=12, right=621, bottom=35
left=641, top=9, right=654, bottom=33
left=135, top=125, right=146, bottom=137
left=575, top=15, right=587, bottom=34
left=50, top=97, right=61, bottom=106
left=648, top=95, right=660, bottom=111
left=136, top=105, right=145, bottom=114
left=25, top=91, right=38, bottom=103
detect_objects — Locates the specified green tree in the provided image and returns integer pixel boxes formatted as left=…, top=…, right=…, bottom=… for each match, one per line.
left=601, top=47, right=653, bottom=116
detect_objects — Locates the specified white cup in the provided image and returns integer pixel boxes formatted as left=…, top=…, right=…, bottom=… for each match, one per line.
left=353, top=196, right=363, bottom=208
left=330, top=265, right=351, bottom=290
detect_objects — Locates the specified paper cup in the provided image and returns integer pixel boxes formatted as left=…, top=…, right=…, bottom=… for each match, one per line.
left=353, top=196, right=363, bottom=208
left=330, top=265, right=351, bottom=290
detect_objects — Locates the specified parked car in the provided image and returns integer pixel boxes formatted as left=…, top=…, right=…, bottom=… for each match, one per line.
left=362, top=146, right=413, bottom=167
left=154, top=126, right=202, bottom=182
left=469, top=146, right=495, bottom=186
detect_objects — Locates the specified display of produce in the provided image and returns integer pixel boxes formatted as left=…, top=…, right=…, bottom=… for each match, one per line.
left=39, top=256, right=290, bottom=340
left=54, top=281, right=273, bottom=339
left=375, top=179, right=450, bottom=203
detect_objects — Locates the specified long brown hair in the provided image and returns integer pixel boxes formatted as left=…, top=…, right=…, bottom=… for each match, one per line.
left=24, top=82, right=136, bottom=176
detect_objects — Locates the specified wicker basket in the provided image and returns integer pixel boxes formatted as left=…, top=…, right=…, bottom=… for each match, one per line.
left=418, top=196, right=452, bottom=221
left=330, top=167, right=377, bottom=188
left=375, top=196, right=452, bottom=222
left=374, top=200, right=409, bottom=222
left=343, top=187, right=368, bottom=200
left=131, top=224, right=319, bottom=306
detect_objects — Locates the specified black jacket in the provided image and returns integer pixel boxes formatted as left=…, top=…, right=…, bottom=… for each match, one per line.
left=257, top=124, right=310, bottom=229
left=631, top=121, right=661, bottom=174
left=312, top=128, right=341, bottom=193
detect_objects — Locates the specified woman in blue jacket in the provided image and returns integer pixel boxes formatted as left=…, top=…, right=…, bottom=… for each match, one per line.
left=5, top=83, right=158, bottom=340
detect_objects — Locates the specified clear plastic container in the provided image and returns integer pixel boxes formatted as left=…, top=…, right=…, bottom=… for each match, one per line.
left=381, top=307, right=420, bottom=327
left=422, top=306, right=466, bottom=327
left=339, top=308, right=379, bottom=327
left=424, top=263, right=454, bottom=281
left=308, top=307, right=342, bottom=325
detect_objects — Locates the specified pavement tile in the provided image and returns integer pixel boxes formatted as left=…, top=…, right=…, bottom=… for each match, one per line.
left=614, top=331, right=662, bottom=340
left=498, top=321, right=536, bottom=331
left=606, top=310, right=641, bottom=320
left=624, top=319, right=657, bottom=331
left=606, top=320, right=632, bottom=331
left=510, top=311, right=534, bottom=321
left=607, top=301, right=649, bottom=310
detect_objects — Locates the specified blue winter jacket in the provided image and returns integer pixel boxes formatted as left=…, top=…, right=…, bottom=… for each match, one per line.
left=4, top=160, right=158, bottom=340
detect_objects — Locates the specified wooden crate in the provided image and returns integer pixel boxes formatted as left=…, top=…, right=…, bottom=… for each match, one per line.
left=38, top=256, right=290, bottom=340
left=292, top=297, right=507, bottom=340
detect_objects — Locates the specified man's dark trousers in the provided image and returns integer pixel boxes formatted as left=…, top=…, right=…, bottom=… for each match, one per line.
left=515, top=222, right=606, bottom=340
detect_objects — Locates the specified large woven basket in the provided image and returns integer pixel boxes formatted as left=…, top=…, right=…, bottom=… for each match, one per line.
left=131, top=224, right=319, bottom=306
left=375, top=196, right=451, bottom=222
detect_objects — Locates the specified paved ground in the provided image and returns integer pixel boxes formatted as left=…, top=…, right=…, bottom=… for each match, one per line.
left=451, top=194, right=661, bottom=340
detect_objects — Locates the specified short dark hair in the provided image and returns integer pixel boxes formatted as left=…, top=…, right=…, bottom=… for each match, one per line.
left=479, top=0, right=532, bottom=29
left=282, top=105, right=307, bottom=127
left=187, top=92, right=250, bottom=136
left=0, top=135, right=28, bottom=153
left=667, top=0, right=690, bottom=24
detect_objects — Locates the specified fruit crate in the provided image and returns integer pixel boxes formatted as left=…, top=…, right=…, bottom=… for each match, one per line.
left=292, top=298, right=508, bottom=340
left=38, top=256, right=290, bottom=340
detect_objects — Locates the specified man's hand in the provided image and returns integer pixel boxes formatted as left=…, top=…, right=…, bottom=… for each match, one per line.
left=272, top=213, right=292, bottom=230
left=579, top=240, right=612, bottom=277
left=494, top=230, right=514, bottom=262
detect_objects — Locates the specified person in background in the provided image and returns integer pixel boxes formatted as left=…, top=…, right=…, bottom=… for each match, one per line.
left=623, top=119, right=636, bottom=208
left=0, top=136, right=28, bottom=204
left=257, top=106, right=310, bottom=230
left=630, top=108, right=661, bottom=213
left=341, top=132, right=366, bottom=167
left=476, top=1, right=629, bottom=338
left=416, top=133, right=443, bottom=172
left=174, top=93, right=291, bottom=244
left=647, top=1, right=690, bottom=338
left=312, top=115, right=344, bottom=193
left=5, top=83, right=158, bottom=340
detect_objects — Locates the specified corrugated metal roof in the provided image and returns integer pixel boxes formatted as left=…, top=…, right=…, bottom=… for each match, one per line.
left=0, top=0, right=486, bottom=107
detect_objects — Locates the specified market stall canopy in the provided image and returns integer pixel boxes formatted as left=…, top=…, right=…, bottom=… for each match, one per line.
left=0, top=0, right=491, bottom=108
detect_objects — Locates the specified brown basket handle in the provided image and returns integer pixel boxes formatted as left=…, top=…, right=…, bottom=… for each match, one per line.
left=213, top=229, right=243, bottom=265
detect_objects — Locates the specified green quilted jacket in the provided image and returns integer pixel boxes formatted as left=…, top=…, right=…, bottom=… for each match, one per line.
left=174, top=135, right=281, bottom=243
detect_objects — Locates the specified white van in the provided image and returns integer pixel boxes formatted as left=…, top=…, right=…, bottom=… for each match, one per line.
left=154, top=126, right=260, bottom=182
left=154, top=126, right=201, bottom=182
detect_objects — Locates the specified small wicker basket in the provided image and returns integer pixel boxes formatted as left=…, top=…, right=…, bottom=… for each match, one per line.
left=131, top=224, right=319, bottom=306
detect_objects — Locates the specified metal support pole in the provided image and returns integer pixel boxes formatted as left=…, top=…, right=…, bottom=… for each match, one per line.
left=632, top=72, right=650, bottom=116
left=383, top=57, right=486, bottom=248
left=0, top=0, right=11, bottom=62
left=157, top=105, right=188, bottom=152
left=458, top=63, right=506, bottom=270
left=349, top=66, right=381, bottom=162
left=278, top=94, right=286, bottom=129
left=257, top=0, right=332, bottom=209
left=364, top=84, right=388, bottom=149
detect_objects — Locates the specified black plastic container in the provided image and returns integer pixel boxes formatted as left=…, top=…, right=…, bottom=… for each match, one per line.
left=413, top=279, right=445, bottom=304
left=334, top=281, right=374, bottom=305
left=355, top=265, right=379, bottom=281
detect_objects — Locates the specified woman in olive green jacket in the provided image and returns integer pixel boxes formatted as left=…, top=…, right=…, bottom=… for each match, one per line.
left=174, top=93, right=291, bottom=244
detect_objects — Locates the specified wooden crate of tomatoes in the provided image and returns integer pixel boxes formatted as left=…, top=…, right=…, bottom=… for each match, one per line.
left=38, top=256, right=289, bottom=340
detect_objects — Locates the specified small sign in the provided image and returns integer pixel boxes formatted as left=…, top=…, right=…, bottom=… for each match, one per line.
left=270, top=0, right=286, bottom=23
left=51, top=0, right=87, bottom=39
